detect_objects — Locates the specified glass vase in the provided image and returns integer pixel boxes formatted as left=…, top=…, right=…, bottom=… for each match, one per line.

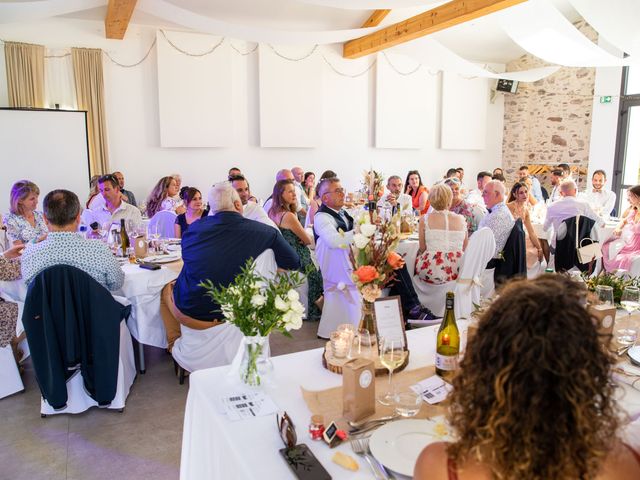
left=358, top=300, right=377, bottom=347
left=240, top=335, right=273, bottom=387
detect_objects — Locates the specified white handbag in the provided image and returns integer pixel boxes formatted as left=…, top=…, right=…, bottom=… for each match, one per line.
left=575, top=214, right=602, bottom=264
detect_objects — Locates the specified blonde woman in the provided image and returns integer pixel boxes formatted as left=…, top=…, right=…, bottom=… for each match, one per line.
left=4, top=180, right=48, bottom=244
left=145, top=176, right=186, bottom=218
left=415, top=184, right=468, bottom=284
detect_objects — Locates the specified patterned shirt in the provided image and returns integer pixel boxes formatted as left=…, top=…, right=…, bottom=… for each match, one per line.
left=479, top=202, right=515, bottom=258
left=3, top=211, right=48, bottom=244
left=451, top=199, right=483, bottom=236
left=21, top=231, right=124, bottom=290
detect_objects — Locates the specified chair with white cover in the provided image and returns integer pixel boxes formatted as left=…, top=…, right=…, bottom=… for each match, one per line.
left=148, top=210, right=178, bottom=238
left=453, top=228, right=496, bottom=320
left=315, top=237, right=361, bottom=339
left=0, top=344, right=23, bottom=399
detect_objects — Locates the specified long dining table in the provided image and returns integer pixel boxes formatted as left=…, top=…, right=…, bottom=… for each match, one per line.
left=179, top=320, right=640, bottom=480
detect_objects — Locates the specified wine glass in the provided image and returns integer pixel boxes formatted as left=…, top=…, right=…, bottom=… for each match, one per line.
left=621, top=286, right=640, bottom=318
left=148, top=223, right=161, bottom=252
left=377, top=337, right=407, bottom=406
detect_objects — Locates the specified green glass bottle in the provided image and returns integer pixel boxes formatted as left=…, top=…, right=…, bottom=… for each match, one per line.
left=435, top=292, right=460, bottom=380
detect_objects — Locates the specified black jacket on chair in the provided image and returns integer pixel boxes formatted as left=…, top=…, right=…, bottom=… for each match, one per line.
left=554, top=215, right=597, bottom=272
left=494, top=218, right=526, bottom=284
left=22, top=265, right=131, bottom=410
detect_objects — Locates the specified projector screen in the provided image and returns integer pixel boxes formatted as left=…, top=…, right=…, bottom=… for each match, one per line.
left=0, top=108, right=90, bottom=216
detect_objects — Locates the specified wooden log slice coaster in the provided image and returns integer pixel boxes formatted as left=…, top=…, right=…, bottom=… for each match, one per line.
left=321, top=342, right=409, bottom=376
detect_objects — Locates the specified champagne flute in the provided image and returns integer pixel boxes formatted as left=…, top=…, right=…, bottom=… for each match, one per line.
left=377, top=337, right=407, bottom=406
left=621, top=286, right=640, bottom=318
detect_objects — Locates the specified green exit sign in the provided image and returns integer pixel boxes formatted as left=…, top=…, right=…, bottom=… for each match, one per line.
left=600, top=96, right=612, bottom=104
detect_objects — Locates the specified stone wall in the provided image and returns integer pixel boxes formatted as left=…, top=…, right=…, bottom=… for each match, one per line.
left=501, top=20, right=597, bottom=191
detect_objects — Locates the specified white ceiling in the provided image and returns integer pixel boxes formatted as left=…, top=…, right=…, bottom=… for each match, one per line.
left=54, top=0, right=581, bottom=64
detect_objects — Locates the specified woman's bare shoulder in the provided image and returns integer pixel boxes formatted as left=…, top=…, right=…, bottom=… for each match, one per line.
left=414, top=442, right=449, bottom=480
left=598, top=442, right=640, bottom=479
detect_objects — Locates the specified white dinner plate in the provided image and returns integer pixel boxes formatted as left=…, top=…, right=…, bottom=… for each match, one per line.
left=143, top=253, right=181, bottom=264
left=628, top=346, right=640, bottom=366
left=369, top=417, right=453, bottom=477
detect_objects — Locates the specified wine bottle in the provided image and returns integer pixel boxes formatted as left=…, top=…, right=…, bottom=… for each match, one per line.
left=119, top=219, right=130, bottom=257
left=435, top=292, right=460, bottom=380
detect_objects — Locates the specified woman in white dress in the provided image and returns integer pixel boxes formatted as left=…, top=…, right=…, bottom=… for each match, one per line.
left=415, top=184, right=468, bottom=284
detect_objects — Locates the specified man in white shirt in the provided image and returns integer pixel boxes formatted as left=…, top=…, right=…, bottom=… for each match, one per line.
left=466, top=171, right=492, bottom=208
left=548, top=169, right=564, bottom=203
left=378, top=175, right=412, bottom=213
left=82, top=174, right=142, bottom=228
left=230, top=175, right=278, bottom=229
left=517, top=165, right=544, bottom=203
left=544, top=179, right=601, bottom=247
left=479, top=180, right=515, bottom=258
left=582, top=169, right=616, bottom=218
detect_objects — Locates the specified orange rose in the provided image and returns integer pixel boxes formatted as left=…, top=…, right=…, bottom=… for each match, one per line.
left=387, top=251, right=405, bottom=270
left=354, top=265, right=379, bottom=284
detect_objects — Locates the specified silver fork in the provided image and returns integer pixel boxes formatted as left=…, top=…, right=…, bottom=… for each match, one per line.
left=350, top=437, right=390, bottom=479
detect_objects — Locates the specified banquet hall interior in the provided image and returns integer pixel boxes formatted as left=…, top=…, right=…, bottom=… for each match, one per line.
left=1, top=0, right=640, bottom=479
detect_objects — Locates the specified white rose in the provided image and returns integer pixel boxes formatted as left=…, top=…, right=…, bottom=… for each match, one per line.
left=353, top=233, right=370, bottom=249
left=283, top=311, right=303, bottom=331
left=289, top=300, right=305, bottom=314
left=275, top=295, right=289, bottom=312
left=287, top=289, right=300, bottom=302
left=251, top=294, right=266, bottom=307
left=360, top=224, right=377, bottom=238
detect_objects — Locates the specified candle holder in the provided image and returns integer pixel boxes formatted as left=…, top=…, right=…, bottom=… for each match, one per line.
left=330, top=331, right=350, bottom=359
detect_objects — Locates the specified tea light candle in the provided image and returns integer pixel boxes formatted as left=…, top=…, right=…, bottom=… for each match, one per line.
left=331, top=331, right=350, bottom=359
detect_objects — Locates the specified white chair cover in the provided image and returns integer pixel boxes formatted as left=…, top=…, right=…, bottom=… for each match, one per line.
left=148, top=210, right=178, bottom=238
left=453, top=228, right=496, bottom=320
left=41, top=315, right=136, bottom=415
left=411, top=279, right=455, bottom=318
left=172, top=250, right=276, bottom=373
left=315, top=237, right=361, bottom=339
left=0, top=345, right=23, bottom=399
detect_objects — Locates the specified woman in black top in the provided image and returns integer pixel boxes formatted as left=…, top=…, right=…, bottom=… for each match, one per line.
left=174, top=187, right=208, bottom=238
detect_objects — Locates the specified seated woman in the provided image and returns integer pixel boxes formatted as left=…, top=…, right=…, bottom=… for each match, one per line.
left=0, top=244, right=25, bottom=367
left=603, top=185, right=640, bottom=272
left=444, top=178, right=482, bottom=236
left=86, top=175, right=104, bottom=210
left=506, top=181, right=544, bottom=268
left=414, top=274, right=640, bottom=480
left=4, top=180, right=48, bottom=244
left=174, top=187, right=209, bottom=238
left=268, top=179, right=323, bottom=320
left=405, top=170, right=430, bottom=215
left=415, top=184, right=467, bottom=284
left=146, top=176, right=186, bottom=218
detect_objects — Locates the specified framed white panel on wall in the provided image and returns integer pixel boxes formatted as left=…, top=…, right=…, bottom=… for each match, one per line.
left=259, top=45, right=322, bottom=148
left=441, top=73, right=488, bottom=150
left=375, top=52, right=430, bottom=149
left=156, top=30, right=233, bottom=147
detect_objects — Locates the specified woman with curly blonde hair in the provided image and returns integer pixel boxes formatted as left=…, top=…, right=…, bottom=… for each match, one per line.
left=145, top=175, right=185, bottom=218
left=414, top=274, right=640, bottom=480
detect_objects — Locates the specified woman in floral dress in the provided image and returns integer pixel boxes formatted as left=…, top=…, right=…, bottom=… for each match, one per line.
left=444, top=177, right=482, bottom=237
left=415, top=184, right=468, bottom=284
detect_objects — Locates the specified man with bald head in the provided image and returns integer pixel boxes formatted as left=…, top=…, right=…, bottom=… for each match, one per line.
left=479, top=180, right=515, bottom=258
left=544, top=179, right=601, bottom=247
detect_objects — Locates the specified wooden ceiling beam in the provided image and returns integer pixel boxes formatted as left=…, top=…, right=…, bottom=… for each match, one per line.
left=361, top=9, right=391, bottom=28
left=344, top=0, right=526, bottom=59
left=105, top=0, right=138, bottom=40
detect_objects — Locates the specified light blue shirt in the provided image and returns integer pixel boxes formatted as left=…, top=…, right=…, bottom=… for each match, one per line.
left=530, top=176, right=544, bottom=203
left=21, top=231, right=124, bottom=290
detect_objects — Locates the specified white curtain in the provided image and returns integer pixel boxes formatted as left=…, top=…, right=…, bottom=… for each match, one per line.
left=44, top=48, right=77, bottom=110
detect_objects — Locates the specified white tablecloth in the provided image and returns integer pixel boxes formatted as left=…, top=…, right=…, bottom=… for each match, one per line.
left=397, top=237, right=420, bottom=276
left=179, top=325, right=640, bottom=480
left=0, top=261, right=180, bottom=349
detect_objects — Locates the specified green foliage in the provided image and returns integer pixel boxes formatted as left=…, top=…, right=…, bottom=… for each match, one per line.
left=582, top=271, right=640, bottom=304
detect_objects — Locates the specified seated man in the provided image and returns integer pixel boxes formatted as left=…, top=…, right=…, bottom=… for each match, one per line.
left=517, top=165, right=544, bottom=203
left=230, top=174, right=277, bottom=229
left=544, top=179, right=601, bottom=248
left=479, top=180, right=515, bottom=259
left=169, top=182, right=300, bottom=372
left=466, top=171, right=492, bottom=209
left=113, top=171, right=137, bottom=207
left=314, top=177, right=434, bottom=339
left=582, top=169, right=616, bottom=218
left=22, top=189, right=124, bottom=290
left=378, top=175, right=412, bottom=213
left=82, top=174, right=142, bottom=228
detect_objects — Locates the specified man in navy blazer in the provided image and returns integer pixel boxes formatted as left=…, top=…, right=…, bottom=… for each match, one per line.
left=174, top=182, right=300, bottom=321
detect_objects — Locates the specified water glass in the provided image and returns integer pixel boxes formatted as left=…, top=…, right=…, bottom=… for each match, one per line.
left=394, top=390, right=422, bottom=417
left=616, top=328, right=638, bottom=347
left=595, top=285, right=614, bottom=306
left=621, top=286, right=640, bottom=317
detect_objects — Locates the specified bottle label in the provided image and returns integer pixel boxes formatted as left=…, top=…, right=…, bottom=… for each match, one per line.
left=435, top=353, right=458, bottom=371
left=445, top=296, right=454, bottom=310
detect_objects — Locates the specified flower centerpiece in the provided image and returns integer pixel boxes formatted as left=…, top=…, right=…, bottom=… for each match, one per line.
left=349, top=208, right=405, bottom=337
left=199, top=259, right=305, bottom=386
left=362, top=169, right=385, bottom=221
left=581, top=271, right=640, bottom=306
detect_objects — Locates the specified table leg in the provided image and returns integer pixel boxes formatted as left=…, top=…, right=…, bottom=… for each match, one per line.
left=138, top=342, right=146, bottom=374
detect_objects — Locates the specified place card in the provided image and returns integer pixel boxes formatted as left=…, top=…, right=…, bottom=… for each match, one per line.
left=220, top=391, right=278, bottom=421
left=410, top=375, right=453, bottom=405
left=374, top=296, right=407, bottom=349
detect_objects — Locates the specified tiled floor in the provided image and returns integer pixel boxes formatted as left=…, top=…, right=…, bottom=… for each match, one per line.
left=0, top=321, right=325, bottom=480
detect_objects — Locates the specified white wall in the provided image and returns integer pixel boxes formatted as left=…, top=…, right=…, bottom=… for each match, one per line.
left=0, top=18, right=505, bottom=204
